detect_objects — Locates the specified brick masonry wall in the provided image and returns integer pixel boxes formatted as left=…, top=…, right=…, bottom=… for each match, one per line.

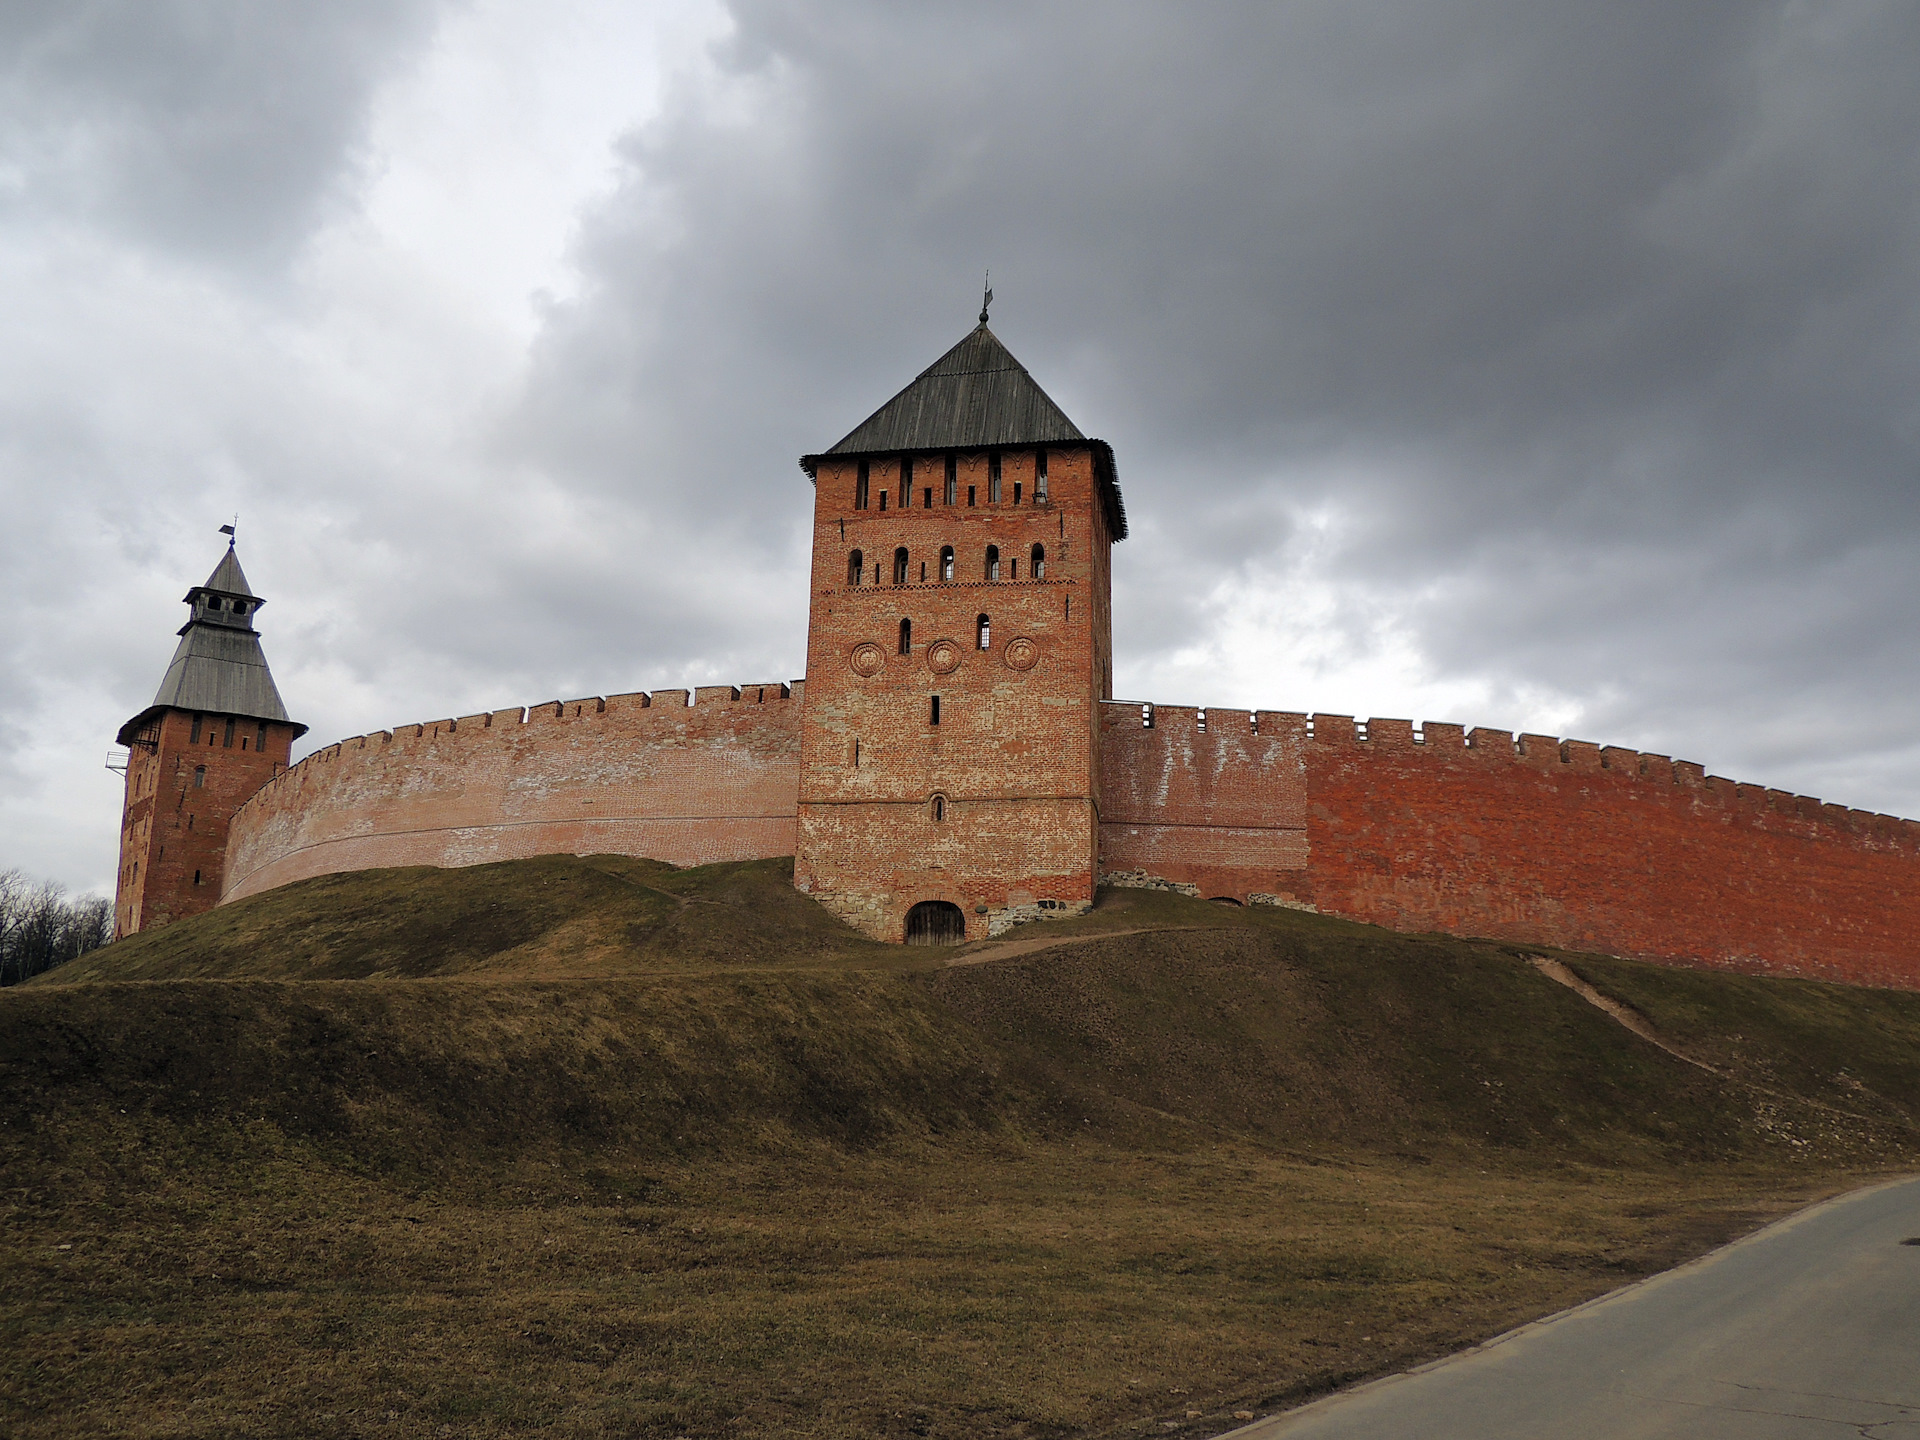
left=1097, top=701, right=1311, bottom=903
left=794, top=448, right=1112, bottom=941
left=1299, top=717, right=1920, bottom=987
left=1096, top=706, right=1920, bottom=986
left=222, top=684, right=802, bottom=903
left=116, top=710, right=297, bottom=935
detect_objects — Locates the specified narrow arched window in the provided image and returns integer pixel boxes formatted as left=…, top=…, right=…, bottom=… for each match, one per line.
left=848, top=549, right=864, bottom=586
left=944, top=454, right=957, bottom=505
left=893, top=547, right=909, bottom=585
left=1035, top=449, right=1049, bottom=502
left=1031, top=543, right=1045, bottom=579
left=855, top=460, right=870, bottom=509
left=985, top=545, right=1000, bottom=581
left=939, top=546, right=954, bottom=581
left=976, top=614, right=990, bottom=650
left=194, top=765, right=206, bottom=788
left=898, top=456, right=912, bottom=509
left=898, top=617, right=911, bottom=655
left=930, top=794, right=946, bottom=822
left=989, top=452, right=1002, bottom=503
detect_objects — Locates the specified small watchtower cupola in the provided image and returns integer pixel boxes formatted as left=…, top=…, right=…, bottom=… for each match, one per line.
left=184, top=543, right=267, bottom=633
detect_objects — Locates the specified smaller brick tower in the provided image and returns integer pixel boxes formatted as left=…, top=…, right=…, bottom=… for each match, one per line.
left=113, top=541, right=305, bottom=937
left=795, top=316, right=1127, bottom=942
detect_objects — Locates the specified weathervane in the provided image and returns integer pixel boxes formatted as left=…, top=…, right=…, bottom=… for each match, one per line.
left=219, top=518, right=236, bottom=547
left=980, top=271, right=993, bottom=325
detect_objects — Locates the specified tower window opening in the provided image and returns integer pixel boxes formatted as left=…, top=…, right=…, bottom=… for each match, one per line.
left=1031, top=544, right=1045, bottom=579
left=848, top=549, right=864, bottom=586
left=930, top=694, right=941, bottom=725
left=940, top=546, right=954, bottom=581
left=1010, top=558, right=1019, bottom=580
left=919, top=560, right=927, bottom=581
left=232, top=600, right=248, bottom=617
left=256, top=722, right=268, bottom=751
left=194, top=765, right=206, bottom=788
left=223, top=718, right=236, bottom=748
left=922, top=487, right=932, bottom=509
left=190, top=715, right=203, bottom=743
left=188, top=814, right=195, bottom=829
left=976, top=614, right=990, bottom=650
left=1065, top=595, right=1071, bottom=619
left=967, top=485, right=976, bottom=506
left=893, top=547, right=909, bottom=585
left=193, top=869, right=201, bottom=886
left=899, top=456, right=912, bottom=508
left=930, top=794, right=946, bottom=822
left=989, top=452, right=1002, bottom=503
left=1036, top=450, right=1049, bottom=502
left=855, top=460, right=870, bottom=509
left=853, top=739, right=861, bottom=767
left=899, top=617, right=912, bottom=655
left=985, top=545, right=1000, bottom=581
left=879, top=491, right=888, bottom=511
left=1013, top=481, right=1022, bottom=505
left=944, top=454, right=957, bottom=505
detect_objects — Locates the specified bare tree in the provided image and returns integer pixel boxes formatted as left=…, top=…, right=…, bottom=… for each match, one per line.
left=0, top=868, right=115, bottom=985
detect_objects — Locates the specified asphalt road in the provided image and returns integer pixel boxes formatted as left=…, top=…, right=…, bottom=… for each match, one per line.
left=1237, top=1175, right=1920, bottom=1440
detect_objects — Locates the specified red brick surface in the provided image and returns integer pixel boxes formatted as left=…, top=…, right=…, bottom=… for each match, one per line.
left=222, top=685, right=801, bottom=903
left=793, top=448, right=1114, bottom=941
left=1296, top=716, right=1920, bottom=987
left=1097, top=702, right=1310, bottom=902
left=115, top=710, right=296, bottom=936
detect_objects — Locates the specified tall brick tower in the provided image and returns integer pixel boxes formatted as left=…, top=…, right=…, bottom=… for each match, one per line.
left=795, top=318, right=1127, bottom=942
left=112, top=541, right=306, bottom=937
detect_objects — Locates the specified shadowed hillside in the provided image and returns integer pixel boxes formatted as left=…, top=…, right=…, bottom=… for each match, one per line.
left=7, top=856, right=1920, bottom=1440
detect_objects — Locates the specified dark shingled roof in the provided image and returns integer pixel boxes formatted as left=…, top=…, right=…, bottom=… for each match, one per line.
left=800, top=323, right=1127, bottom=540
left=117, top=546, right=306, bottom=745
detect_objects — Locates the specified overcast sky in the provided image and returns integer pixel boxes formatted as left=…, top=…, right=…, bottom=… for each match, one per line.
left=4, top=0, right=1918, bottom=896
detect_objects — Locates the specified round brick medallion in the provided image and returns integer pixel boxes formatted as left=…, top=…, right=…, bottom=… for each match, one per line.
left=926, top=639, right=962, bottom=675
left=1004, top=636, right=1039, bottom=671
left=849, top=642, right=886, bottom=677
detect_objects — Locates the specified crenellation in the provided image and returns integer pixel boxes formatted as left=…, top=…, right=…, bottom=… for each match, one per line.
left=1422, top=721, right=1466, bottom=748
left=1465, top=726, right=1513, bottom=757
left=1368, top=718, right=1414, bottom=747
left=1516, top=733, right=1558, bottom=765
left=1561, top=739, right=1604, bottom=771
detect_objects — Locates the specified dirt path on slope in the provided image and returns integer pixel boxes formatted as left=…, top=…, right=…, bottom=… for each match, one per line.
left=943, top=925, right=1213, bottom=968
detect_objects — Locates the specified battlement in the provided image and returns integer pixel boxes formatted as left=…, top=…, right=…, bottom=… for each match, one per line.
left=235, top=680, right=803, bottom=823
left=221, top=680, right=806, bottom=903
left=1102, top=701, right=1920, bottom=846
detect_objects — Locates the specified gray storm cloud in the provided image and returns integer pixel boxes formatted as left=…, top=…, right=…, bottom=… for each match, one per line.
left=4, top=0, right=1918, bottom=891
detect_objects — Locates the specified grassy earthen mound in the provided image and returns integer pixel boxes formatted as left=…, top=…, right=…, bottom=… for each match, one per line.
left=6, top=856, right=1919, bottom=1439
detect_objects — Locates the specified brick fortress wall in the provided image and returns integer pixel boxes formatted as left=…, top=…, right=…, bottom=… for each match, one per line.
left=1097, top=703, right=1920, bottom=988
left=221, top=683, right=802, bottom=903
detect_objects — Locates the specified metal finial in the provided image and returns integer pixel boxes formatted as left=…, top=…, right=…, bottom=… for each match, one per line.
left=980, top=271, right=993, bottom=325
left=218, top=520, right=236, bottom=547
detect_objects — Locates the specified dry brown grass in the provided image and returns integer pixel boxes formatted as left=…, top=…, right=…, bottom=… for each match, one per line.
left=2, top=1127, right=1855, bottom=1440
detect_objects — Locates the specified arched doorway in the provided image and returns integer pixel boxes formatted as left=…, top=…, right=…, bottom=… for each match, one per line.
left=905, top=900, right=966, bottom=945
